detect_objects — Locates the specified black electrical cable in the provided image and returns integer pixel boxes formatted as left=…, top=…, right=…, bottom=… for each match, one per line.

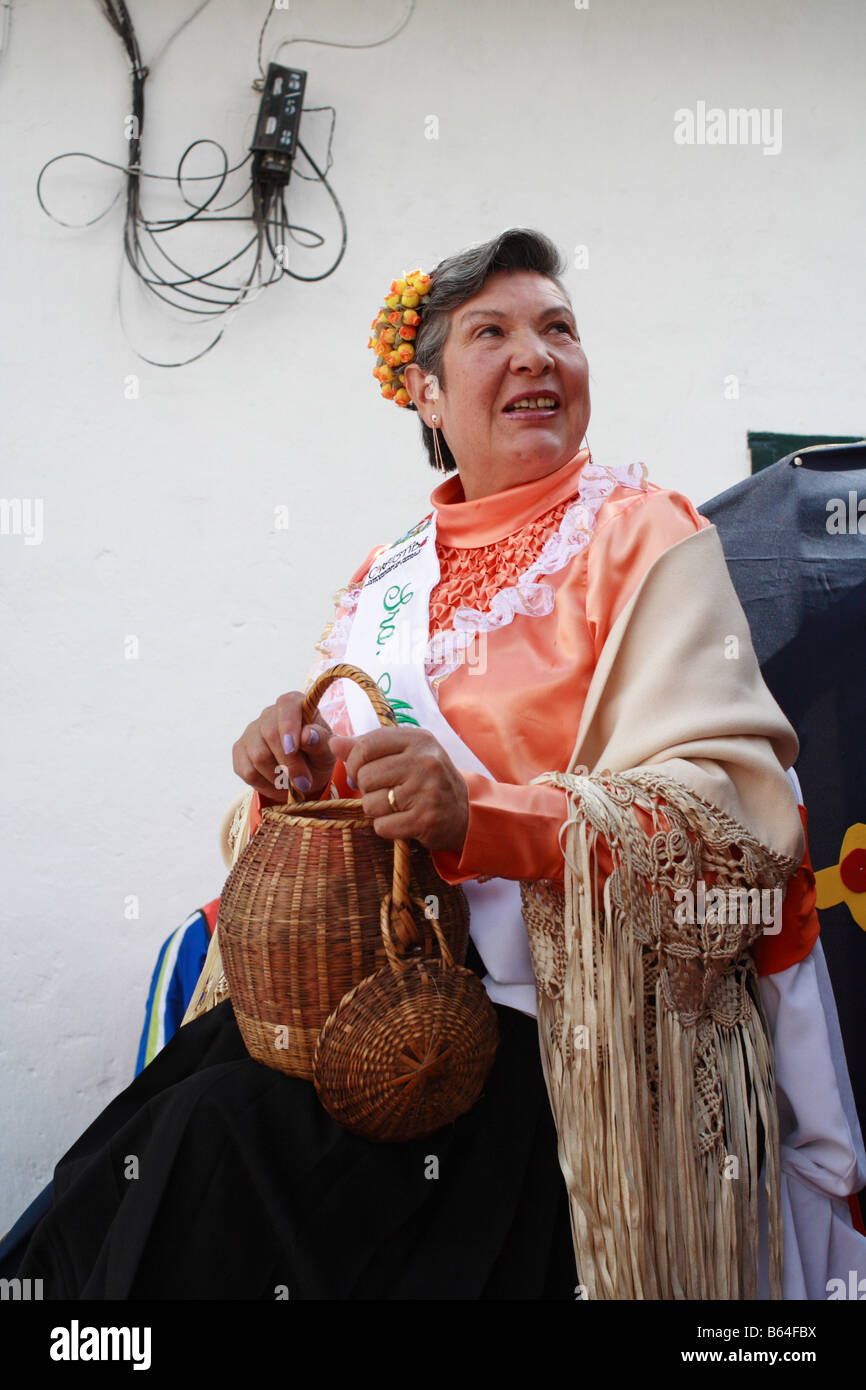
left=256, top=0, right=416, bottom=76
left=291, top=105, right=336, bottom=182
left=36, top=2, right=353, bottom=365
left=272, top=138, right=347, bottom=283
left=36, top=148, right=254, bottom=229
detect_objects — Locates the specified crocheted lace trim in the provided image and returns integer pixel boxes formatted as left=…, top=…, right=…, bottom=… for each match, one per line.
left=427, top=460, right=648, bottom=687
left=307, top=459, right=648, bottom=721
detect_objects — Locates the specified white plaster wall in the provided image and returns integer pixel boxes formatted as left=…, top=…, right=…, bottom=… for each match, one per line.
left=1, top=0, right=864, bottom=1230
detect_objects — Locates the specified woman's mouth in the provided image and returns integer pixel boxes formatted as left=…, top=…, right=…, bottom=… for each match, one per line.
left=502, top=394, right=561, bottom=420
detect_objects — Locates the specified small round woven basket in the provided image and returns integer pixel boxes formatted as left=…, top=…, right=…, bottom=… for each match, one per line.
left=217, top=664, right=498, bottom=1139
left=314, top=888, right=499, bottom=1142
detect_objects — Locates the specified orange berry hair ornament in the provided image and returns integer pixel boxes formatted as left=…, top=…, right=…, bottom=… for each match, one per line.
left=368, top=268, right=432, bottom=406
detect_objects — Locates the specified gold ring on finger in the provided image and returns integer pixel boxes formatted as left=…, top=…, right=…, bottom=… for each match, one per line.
left=387, top=787, right=398, bottom=812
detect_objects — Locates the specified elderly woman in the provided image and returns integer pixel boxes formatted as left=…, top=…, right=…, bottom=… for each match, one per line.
left=18, top=228, right=839, bottom=1300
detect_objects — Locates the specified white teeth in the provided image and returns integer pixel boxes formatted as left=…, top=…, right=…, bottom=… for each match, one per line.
left=506, top=396, right=558, bottom=410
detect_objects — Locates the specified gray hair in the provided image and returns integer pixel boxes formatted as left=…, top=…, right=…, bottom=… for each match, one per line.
left=409, top=228, right=572, bottom=473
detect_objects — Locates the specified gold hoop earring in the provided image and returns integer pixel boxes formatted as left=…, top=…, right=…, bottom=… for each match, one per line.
left=430, top=414, right=447, bottom=472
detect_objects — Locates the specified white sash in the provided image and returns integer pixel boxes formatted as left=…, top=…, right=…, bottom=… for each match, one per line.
left=341, top=511, right=538, bottom=1016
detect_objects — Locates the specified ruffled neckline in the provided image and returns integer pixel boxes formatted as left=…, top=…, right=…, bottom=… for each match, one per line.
left=430, top=447, right=592, bottom=548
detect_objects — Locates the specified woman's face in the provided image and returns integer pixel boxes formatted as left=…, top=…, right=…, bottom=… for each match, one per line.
left=412, top=268, right=590, bottom=500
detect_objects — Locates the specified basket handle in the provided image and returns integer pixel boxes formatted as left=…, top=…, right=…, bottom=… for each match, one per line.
left=299, top=662, right=399, bottom=734
left=378, top=892, right=455, bottom=975
left=292, top=662, right=422, bottom=954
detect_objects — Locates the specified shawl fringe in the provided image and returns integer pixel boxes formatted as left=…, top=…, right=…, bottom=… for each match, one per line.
left=521, top=766, right=796, bottom=1300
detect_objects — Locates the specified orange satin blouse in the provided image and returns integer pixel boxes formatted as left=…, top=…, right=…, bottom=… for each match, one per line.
left=254, top=449, right=818, bottom=976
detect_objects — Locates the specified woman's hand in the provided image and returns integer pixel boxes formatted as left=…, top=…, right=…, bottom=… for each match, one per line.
left=328, top=727, right=469, bottom=856
left=232, top=693, right=336, bottom=803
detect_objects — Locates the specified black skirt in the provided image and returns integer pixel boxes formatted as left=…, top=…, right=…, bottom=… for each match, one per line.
left=18, top=956, right=578, bottom=1301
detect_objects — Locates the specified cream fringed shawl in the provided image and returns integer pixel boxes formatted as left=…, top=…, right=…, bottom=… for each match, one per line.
left=520, top=522, right=805, bottom=1300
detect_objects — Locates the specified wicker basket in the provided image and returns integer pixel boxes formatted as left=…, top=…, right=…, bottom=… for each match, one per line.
left=313, top=888, right=499, bottom=1142
left=217, top=664, right=497, bottom=1129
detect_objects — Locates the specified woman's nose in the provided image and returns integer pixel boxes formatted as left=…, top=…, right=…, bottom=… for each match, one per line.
left=509, top=331, right=555, bottom=372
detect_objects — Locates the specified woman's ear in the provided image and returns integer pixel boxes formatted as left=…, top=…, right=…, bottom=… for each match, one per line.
left=403, top=364, right=440, bottom=424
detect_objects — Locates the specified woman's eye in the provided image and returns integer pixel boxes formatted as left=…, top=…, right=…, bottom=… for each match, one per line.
left=476, top=322, right=574, bottom=338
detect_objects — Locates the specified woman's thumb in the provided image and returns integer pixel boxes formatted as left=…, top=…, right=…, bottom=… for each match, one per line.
left=327, top=733, right=358, bottom=762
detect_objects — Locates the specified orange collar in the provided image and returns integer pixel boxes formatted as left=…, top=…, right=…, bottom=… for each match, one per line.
left=430, top=447, right=592, bottom=547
